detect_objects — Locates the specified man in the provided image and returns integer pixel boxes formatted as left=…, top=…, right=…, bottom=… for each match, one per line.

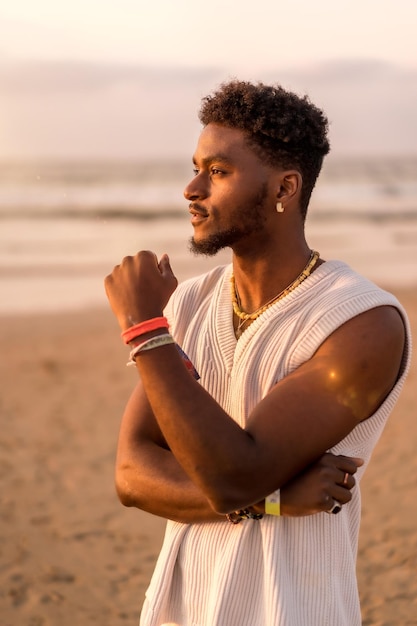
left=105, top=81, right=411, bottom=626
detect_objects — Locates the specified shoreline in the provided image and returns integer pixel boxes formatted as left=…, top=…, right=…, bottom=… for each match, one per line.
left=0, top=287, right=415, bottom=625
left=2, top=212, right=417, bottom=315
left=3, top=273, right=417, bottom=317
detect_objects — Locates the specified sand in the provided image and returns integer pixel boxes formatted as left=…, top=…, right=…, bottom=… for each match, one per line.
left=0, top=287, right=415, bottom=626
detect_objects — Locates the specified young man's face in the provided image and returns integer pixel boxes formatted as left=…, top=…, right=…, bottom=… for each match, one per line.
left=184, top=123, right=278, bottom=256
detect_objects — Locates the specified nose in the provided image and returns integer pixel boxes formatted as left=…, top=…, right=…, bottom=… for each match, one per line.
left=183, top=172, right=208, bottom=201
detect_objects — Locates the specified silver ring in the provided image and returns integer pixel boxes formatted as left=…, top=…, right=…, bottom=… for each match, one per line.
left=326, top=499, right=342, bottom=514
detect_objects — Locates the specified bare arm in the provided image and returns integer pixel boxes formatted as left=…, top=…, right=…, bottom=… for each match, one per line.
left=106, top=252, right=405, bottom=514
left=115, top=380, right=223, bottom=523
left=116, top=379, right=362, bottom=522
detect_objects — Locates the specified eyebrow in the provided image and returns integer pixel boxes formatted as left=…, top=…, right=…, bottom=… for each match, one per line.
left=192, top=154, right=234, bottom=167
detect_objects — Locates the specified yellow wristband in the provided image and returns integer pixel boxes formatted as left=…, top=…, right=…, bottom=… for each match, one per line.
left=265, top=489, right=281, bottom=516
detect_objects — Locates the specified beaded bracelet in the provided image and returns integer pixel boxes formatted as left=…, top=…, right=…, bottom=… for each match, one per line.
left=126, top=333, right=175, bottom=366
left=121, top=317, right=169, bottom=345
left=226, top=509, right=264, bottom=524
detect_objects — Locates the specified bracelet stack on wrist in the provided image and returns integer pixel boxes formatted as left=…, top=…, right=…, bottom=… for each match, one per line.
left=121, top=316, right=169, bottom=344
left=126, top=333, right=174, bottom=366
left=121, top=316, right=172, bottom=366
left=122, top=316, right=201, bottom=380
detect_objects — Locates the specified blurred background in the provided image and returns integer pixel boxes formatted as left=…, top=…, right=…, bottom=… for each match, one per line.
left=0, top=0, right=416, bottom=313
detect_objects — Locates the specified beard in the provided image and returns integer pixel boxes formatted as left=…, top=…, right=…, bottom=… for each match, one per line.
left=189, top=182, right=269, bottom=257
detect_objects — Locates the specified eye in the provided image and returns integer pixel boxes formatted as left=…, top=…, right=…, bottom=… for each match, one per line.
left=192, top=168, right=199, bottom=176
left=210, top=168, right=224, bottom=176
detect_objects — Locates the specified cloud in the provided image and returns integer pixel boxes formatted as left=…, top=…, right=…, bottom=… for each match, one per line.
left=0, top=59, right=416, bottom=159
left=0, top=61, right=220, bottom=93
left=268, top=60, right=417, bottom=155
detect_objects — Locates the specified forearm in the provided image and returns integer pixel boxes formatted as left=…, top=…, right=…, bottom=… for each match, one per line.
left=117, top=438, right=360, bottom=521
left=116, top=379, right=358, bottom=523
left=134, top=345, right=263, bottom=512
left=116, top=440, right=224, bottom=523
left=116, top=377, right=225, bottom=522
left=105, top=252, right=322, bottom=511
left=105, top=252, right=367, bottom=516
left=117, top=440, right=323, bottom=521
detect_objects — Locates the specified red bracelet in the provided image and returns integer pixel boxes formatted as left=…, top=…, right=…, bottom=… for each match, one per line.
left=121, top=316, right=169, bottom=344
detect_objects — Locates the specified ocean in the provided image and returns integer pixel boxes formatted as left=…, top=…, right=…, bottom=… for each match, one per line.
left=1, top=157, right=416, bottom=314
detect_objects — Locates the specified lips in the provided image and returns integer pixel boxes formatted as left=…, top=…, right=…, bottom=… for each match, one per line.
left=189, top=203, right=209, bottom=225
left=189, top=203, right=209, bottom=219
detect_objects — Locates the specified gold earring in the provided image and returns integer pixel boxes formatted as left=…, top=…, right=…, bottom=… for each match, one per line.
left=276, top=201, right=284, bottom=213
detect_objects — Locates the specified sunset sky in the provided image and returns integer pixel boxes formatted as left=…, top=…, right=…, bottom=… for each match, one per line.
left=1, top=0, right=416, bottom=69
left=1, top=0, right=416, bottom=159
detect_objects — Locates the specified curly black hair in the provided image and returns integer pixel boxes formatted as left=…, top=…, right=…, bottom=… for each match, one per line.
left=199, top=80, right=330, bottom=218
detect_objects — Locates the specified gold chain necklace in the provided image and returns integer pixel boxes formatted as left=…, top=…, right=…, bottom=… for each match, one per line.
left=231, top=250, right=320, bottom=337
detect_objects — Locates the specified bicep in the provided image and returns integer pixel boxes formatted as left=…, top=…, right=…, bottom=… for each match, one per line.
left=245, top=306, right=405, bottom=488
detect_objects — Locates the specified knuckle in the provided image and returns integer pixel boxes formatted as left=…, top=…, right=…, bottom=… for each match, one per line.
left=138, top=250, right=155, bottom=261
left=319, top=491, right=331, bottom=507
left=322, top=466, right=336, bottom=481
left=321, top=452, right=334, bottom=466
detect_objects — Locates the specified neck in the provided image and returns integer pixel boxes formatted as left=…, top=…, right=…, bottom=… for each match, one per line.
left=231, top=240, right=314, bottom=313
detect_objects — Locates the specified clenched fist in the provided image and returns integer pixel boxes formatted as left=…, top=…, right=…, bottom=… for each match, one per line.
left=104, top=251, right=178, bottom=331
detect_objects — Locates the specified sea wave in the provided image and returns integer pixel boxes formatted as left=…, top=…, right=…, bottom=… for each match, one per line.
left=1, top=204, right=416, bottom=223
left=1, top=156, right=416, bottom=222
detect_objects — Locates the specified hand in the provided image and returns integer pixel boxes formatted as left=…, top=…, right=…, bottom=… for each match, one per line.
left=280, top=453, right=364, bottom=516
left=104, top=251, right=178, bottom=331
left=250, top=453, right=363, bottom=518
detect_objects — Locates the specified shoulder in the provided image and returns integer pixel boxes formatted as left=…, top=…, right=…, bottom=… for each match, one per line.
left=319, top=304, right=405, bottom=358
left=315, top=260, right=410, bottom=350
left=280, top=260, right=412, bottom=380
left=311, top=303, right=407, bottom=421
left=299, top=259, right=410, bottom=337
left=310, top=260, right=400, bottom=301
left=286, top=263, right=412, bottom=424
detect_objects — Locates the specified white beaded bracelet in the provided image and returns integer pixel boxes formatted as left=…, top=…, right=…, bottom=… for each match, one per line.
left=126, top=333, right=175, bottom=366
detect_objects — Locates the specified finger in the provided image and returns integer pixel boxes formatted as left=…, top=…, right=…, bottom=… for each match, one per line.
left=159, top=254, right=178, bottom=288
left=324, top=498, right=343, bottom=514
left=135, top=250, right=158, bottom=267
left=329, top=484, right=354, bottom=505
left=158, top=253, right=173, bottom=275
left=321, top=491, right=349, bottom=512
left=334, top=455, right=364, bottom=474
left=120, top=254, right=134, bottom=266
left=104, top=271, right=116, bottom=294
left=337, top=469, right=356, bottom=489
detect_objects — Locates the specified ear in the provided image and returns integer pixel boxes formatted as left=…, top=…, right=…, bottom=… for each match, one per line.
left=276, top=170, right=303, bottom=205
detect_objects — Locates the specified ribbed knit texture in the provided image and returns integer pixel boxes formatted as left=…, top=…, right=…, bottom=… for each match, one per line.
left=140, top=260, right=412, bottom=626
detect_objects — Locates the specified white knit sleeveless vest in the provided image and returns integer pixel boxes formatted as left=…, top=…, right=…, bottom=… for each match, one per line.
left=140, top=260, right=412, bottom=626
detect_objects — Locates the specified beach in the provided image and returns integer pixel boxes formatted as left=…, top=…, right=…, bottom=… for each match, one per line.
left=1, top=156, right=417, bottom=625
left=0, top=283, right=415, bottom=626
